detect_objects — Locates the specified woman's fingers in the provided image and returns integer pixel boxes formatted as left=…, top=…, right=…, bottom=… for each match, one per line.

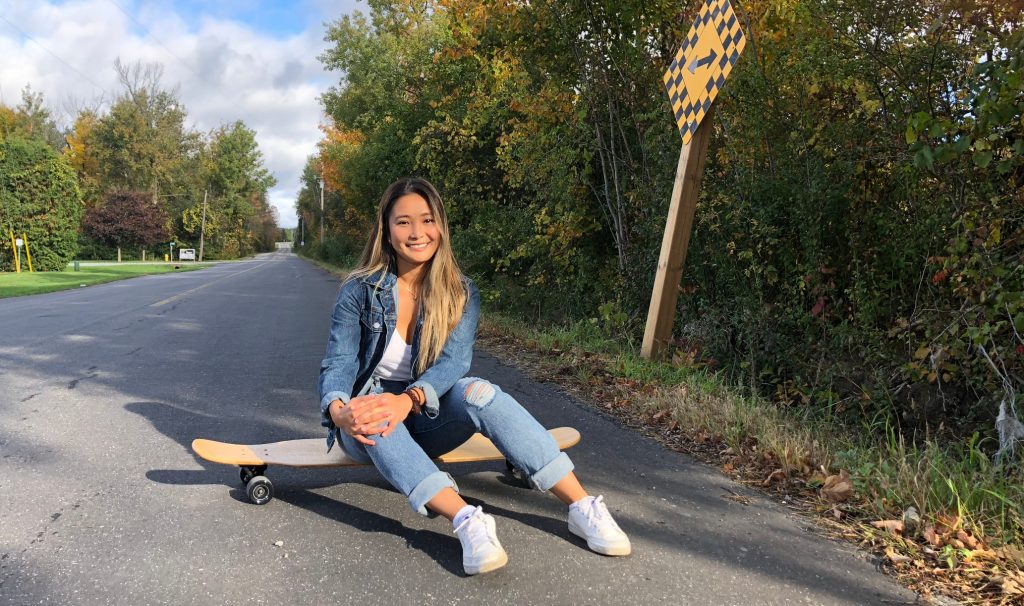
left=353, top=433, right=375, bottom=446
left=345, top=393, right=410, bottom=441
left=356, top=415, right=392, bottom=435
left=354, top=405, right=391, bottom=426
left=380, top=416, right=401, bottom=437
left=354, top=409, right=389, bottom=427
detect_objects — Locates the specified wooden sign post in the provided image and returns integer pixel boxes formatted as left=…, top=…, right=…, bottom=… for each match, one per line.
left=642, top=0, right=746, bottom=359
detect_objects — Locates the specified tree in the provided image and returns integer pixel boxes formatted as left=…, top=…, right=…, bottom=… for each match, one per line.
left=0, top=137, right=83, bottom=271
left=0, top=87, right=66, bottom=151
left=15, top=86, right=65, bottom=151
left=82, top=191, right=169, bottom=262
left=64, top=110, right=103, bottom=206
left=91, top=61, right=191, bottom=198
left=201, top=121, right=278, bottom=257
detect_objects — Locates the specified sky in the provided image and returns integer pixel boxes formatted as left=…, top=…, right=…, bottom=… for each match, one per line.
left=0, top=0, right=364, bottom=228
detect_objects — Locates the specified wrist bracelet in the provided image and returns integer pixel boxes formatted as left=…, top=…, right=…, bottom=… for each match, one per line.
left=403, top=387, right=423, bottom=414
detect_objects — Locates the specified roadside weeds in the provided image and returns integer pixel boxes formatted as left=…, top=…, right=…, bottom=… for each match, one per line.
left=476, top=315, right=1024, bottom=606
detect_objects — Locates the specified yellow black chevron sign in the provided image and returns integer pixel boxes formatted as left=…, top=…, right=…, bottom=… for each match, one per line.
left=664, top=0, right=746, bottom=144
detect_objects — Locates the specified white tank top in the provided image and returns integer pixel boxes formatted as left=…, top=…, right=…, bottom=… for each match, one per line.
left=372, top=330, right=414, bottom=381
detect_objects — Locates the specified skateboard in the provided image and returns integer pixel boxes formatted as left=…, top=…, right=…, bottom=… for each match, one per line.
left=192, top=427, right=581, bottom=505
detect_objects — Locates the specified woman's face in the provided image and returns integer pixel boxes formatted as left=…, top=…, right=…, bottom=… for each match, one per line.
left=388, top=192, right=440, bottom=272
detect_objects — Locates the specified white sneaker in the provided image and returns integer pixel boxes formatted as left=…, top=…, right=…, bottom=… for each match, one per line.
left=453, top=506, right=508, bottom=575
left=568, top=495, right=631, bottom=556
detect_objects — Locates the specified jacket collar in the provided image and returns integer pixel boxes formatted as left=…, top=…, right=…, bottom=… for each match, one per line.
left=358, top=268, right=397, bottom=290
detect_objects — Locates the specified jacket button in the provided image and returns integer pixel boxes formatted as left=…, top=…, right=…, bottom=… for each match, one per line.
left=373, top=322, right=381, bottom=329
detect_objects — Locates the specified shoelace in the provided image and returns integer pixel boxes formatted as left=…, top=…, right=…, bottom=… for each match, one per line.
left=581, top=495, right=621, bottom=532
left=454, top=506, right=494, bottom=554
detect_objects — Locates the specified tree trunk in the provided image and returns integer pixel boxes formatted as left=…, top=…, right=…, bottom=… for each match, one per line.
left=117, top=247, right=122, bottom=263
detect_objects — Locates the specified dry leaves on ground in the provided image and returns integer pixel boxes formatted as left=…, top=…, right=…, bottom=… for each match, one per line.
left=871, top=519, right=905, bottom=535
left=821, top=470, right=853, bottom=503
left=998, top=570, right=1024, bottom=597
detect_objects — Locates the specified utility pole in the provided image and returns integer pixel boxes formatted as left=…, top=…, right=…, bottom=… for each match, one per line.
left=199, top=189, right=208, bottom=262
left=319, top=178, right=325, bottom=244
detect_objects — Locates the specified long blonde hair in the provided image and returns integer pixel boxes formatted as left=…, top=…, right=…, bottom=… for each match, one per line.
left=347, top=177, right=468, bottom=375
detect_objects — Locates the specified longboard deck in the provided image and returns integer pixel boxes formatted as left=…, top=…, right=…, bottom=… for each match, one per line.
left=192, top=427, right=580, bottom=468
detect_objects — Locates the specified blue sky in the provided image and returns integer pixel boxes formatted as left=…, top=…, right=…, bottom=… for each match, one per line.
left=132, top=0, right=330, bottom=37
left=0, top=0, right=365, bottom=227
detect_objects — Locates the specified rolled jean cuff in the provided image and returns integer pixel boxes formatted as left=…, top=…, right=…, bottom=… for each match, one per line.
left=408, top=471, right=458, bottom=516
left=528, top=451, right=574, bottom=491
left=409, top=380, right=440, bottom=419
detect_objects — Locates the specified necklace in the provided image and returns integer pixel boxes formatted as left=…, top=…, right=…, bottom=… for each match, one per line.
left=400, top=280, right=419, bottom=300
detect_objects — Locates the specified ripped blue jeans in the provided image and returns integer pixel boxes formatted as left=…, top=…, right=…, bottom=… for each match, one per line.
left=338, top=376, right=574, bottom=515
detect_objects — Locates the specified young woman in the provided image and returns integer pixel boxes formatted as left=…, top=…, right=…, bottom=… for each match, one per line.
left=318, top=177, right=630, bottom=575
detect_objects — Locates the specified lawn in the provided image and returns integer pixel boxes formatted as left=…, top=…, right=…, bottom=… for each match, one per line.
left=0, top=263, right=206, bottom=298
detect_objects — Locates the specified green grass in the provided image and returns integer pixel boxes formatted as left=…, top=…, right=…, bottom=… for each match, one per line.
left=480, top=309, right=1024, bottom=550
left=0, top=263, right=205, bottom=298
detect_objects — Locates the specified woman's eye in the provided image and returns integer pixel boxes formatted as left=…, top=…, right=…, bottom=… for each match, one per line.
left=424, top=218, right=434, bottom=223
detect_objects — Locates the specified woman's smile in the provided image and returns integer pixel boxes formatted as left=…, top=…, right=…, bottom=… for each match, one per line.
left=389, top=193, right=441, bottom=271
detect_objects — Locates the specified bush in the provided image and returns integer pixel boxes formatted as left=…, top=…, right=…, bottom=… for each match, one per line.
left=0, top=136, right=83, bottom=271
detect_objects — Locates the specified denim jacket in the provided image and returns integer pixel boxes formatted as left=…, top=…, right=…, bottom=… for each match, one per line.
left=318, top=269, right=480, bottom=451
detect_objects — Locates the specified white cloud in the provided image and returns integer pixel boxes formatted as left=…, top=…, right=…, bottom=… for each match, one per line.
left=0, top=0, right=362, bottom=228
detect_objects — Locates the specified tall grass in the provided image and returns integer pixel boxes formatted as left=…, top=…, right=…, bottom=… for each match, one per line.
left=480, top=312, right=1024, bottom=546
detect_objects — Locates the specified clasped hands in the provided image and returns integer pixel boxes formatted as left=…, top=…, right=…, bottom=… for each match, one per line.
left=329, top=392, right=414, bottom=446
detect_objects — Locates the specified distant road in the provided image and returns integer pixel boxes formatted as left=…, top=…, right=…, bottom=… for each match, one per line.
left=0, top=251, right=916, bottom=604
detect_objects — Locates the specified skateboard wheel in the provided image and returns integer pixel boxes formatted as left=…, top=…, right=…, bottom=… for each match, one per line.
left=505, top=459, right=530, bottom=488
left=246, top=476, right=274, bottom=505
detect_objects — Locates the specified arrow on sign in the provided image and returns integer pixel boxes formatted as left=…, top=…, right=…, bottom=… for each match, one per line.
left=688, top=49, right=718, bottom=74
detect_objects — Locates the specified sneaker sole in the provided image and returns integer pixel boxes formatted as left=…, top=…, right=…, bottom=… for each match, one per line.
left=569, top=522, right=632, bottom=556
left=465, top=548, right=508, bottom=575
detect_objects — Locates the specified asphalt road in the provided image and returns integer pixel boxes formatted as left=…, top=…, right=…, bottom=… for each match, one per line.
left=0, top=252, right=919, bottom=605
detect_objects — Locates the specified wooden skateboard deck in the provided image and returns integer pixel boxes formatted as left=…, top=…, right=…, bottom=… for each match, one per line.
left=192, top=427, right=580, bottom=504
left=192, top=427, right=579, bottom=467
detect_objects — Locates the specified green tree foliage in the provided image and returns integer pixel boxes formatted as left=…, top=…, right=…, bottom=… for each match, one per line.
left=0, top=137, right=83, bottom=271
left=82, top=190, right=169, bottom=259
left=91, top=62, right=194, bottom=198
left=192, top=121, right=278, bottom=258
left=312, top=0, right=1023, bottom=439
left=0, top=86, right=65, bottom=151
left=62, top=60, right=278, bottom=259
left=15, top=86, right=66, bottom=151
left=294, top=154, right=357, bottom=261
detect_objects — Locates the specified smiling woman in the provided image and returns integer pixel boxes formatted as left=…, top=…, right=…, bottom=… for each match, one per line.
left=317, top=177, right=632, bottom=576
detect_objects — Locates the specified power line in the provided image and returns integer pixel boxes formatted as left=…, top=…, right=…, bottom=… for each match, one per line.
left=106, top=0, right=206, bottom=85
left=0, top=14, right=107, bottom=95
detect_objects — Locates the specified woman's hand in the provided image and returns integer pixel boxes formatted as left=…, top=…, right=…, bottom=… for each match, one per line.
left=329, top=393, right=413, bottom=446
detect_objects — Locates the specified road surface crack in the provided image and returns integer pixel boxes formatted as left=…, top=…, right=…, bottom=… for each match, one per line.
left=67, top=368, right=98, bottom=390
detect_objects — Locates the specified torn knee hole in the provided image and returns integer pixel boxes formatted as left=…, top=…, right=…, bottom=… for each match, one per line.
left=464, top=381, right=496, bottom=407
